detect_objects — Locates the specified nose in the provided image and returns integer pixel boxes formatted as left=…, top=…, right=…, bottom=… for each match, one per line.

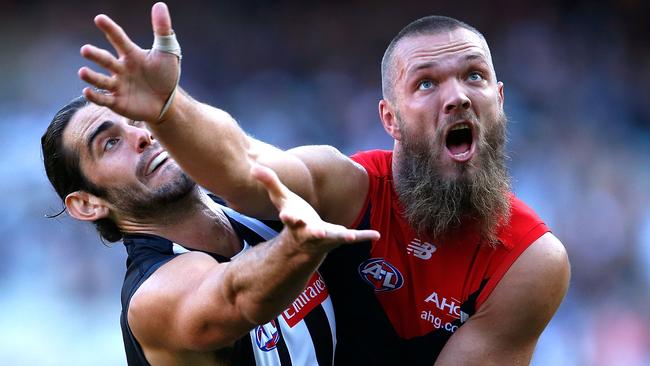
left=441, top=80, right=471, bottom=114
left=128, top=124, right=154, bottom=153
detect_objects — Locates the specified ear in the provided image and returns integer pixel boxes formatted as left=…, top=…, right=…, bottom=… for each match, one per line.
left=379, top=99, right=402, bottom=141
left=497, top=81, right=505, bottom=109
left=65, top=191, right=110, bottom=222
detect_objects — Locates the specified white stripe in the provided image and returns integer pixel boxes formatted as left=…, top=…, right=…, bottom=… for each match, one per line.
left=321, top=296, right=337, bottom=366
left=218, top=204, right=279, bottom=240
left=276, top=311, right=319, bottom=365
left=231, top=240, right=251, bottom=260
left=173, top=241, right=251, bottom=259
left=171, top=243, right=190, bottom=254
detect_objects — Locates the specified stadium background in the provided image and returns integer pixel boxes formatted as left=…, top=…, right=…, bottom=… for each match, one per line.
left=1, top=0, right=648, bottom=364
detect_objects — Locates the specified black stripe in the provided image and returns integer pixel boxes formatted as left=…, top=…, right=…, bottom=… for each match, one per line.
left=231, top=332, right=256, bottom=366
left=304, top=304, right=333, bottom=366
left=121, top=257, right=175, bottom=366
left=275, top=323, right=293, bottom=366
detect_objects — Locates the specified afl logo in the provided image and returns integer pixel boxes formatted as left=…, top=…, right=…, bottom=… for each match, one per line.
left=358, top=258, right=404, bottom=292
left=254, top=320, right=280, bottom=351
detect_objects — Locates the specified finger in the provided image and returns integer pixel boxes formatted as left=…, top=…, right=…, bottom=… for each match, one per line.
left=94, top=14, right=136, bottom=56
left=79, top=67, right=115, bottom=91
left=80, top=44, right=122, bottom=73
left=342, top=229, right=381, bottom=242
left=83, top=87, right=115, bottom=108
left=151, top=2, right=173, bottom=36
left=251, top=164, right=290, bottom=205
left=318, top=228, right=380, bottom=244
left=278, top=210, right=306, bottom=228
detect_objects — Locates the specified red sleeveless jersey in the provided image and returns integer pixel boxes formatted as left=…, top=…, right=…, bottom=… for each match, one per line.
left=319, top=149, right=549, bottom=365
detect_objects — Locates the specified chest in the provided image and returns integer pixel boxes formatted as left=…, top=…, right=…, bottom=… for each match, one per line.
left=359, top=194, right=499, bottom=339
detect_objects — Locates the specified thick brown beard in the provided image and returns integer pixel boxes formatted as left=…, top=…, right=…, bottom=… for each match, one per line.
left=394, top=110, right=511, bottom=245
left=105, top=170, right=197, bottom=220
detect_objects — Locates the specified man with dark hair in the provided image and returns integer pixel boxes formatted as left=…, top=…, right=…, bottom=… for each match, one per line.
left=79, top=3, right=570, bottom=365
left=42, top=43, right=378, bottom=366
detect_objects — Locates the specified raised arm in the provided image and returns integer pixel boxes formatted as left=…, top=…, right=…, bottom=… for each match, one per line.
left=434, top=233, right=570, bottom=365
left=78, top=2, right=367, bottom=225
left=128, top=165, right=379, bottom=358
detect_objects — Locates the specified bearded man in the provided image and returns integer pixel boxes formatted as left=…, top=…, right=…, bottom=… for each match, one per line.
left=41, top=94, right=380, bottom=365
left=79, top=3, right=570, bottom=365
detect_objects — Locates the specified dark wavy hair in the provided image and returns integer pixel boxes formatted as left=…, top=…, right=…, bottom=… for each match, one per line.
left=41, top=95, right=123, bottom=242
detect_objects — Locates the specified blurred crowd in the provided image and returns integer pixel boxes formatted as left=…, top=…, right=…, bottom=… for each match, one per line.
left=0, top=0, right=648, bottom=364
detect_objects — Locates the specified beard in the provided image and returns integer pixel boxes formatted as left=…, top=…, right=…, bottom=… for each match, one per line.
left=105, top=169, right=196, bottom=220
left=91, top=146, right=198, bottom=222
left=393, top=109, right=511, bottom=245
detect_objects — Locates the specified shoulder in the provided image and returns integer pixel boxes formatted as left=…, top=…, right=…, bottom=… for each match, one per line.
left=350, top=149, right=392, bottom=176
left=480, top=232, right=569, bottom=344
left=287, top=145, right=370, bottom=226
left=496, top=232, right=569, bottom=310
left=436, top=233, right=569, bottom=364
left=508, top=196, right=545, bottom=226
left=497, top=195, right=550, bottom=250
left=128, top=252, right=220, bottom=349
left=287, top=145, right=369, bottom=175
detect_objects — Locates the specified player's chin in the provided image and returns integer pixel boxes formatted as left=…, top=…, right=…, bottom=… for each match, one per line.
left=440, top=159, right=478, bottom=182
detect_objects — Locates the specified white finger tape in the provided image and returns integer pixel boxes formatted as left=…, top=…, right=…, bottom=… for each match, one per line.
left=152, top=31, right=182, bottom=120
left=152, top=31, right=182, bottom=58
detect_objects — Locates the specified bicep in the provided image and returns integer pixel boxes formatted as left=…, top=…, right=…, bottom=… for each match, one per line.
left=285, top=145, right=368, bottom=226
left=233, top=139, right=318, bottom=218
left=238, top=142, right=367, bottom=225
left=435, top=233, right=570, bottom=365
left=221, top=140, right=367, bottom=225
left=128, top=253, right=253, bottom=352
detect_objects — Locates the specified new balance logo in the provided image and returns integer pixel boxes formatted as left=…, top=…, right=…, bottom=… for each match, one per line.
left=407, top=238, right=436, bottom=260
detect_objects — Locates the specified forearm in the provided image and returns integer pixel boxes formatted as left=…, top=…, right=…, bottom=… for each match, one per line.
left=150, top=90, right=265, bottom=207
left=219, top=228, right=326, bottom=325
left=129, top=237, right=326, bottom=352
left=172, top=226, right=340, bottom=350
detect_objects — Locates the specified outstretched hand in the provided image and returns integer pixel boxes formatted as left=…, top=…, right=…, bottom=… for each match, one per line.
left=251, top=164, right=380, bottom=253
left=79, top=2, right=179, bottom=123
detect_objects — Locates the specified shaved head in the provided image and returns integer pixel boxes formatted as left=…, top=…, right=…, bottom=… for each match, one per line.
left=381, top=16, right=490, bottom=102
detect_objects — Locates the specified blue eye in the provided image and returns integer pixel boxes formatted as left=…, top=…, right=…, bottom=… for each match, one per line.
left=104, top=137, right=119, bottom=151
left=468, top=72, right=483, bottom=82
left=418, top=80, right=434, bottom=90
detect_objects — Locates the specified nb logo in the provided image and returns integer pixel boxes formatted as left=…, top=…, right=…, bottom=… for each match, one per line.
left=254, top=320, right=280, bottom=351
left=358, top=258, right=404, bottom=292
left=407, top=238, right=437, bottom=260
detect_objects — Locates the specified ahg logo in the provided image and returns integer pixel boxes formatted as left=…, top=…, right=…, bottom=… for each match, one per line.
left=254, top=320, right=280, bottom=351
left=358, top=258, right=404, bottom=292
left=424, top=291, right=461, bottom=318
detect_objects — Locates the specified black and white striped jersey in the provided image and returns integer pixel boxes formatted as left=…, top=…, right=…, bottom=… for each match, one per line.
left=120, top=203, right=336, bottom=365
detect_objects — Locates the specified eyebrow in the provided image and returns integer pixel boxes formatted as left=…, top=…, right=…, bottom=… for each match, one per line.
left=407, top=53, right=489, bottom=77
left=407, top=61, right=438, bottom=78
left=464, top=53, right=483, bottom=61
left=86, top=120, right=114, bottom=154
left=464, top=53, right=490, bottom=66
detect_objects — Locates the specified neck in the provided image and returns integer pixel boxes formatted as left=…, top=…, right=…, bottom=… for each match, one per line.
left=116, top=188, right=242, bottom=258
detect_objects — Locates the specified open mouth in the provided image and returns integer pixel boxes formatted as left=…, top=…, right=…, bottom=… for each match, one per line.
left=145, top=151, right=169, bottom=176
left=445, top=122, right=475, bottom=162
